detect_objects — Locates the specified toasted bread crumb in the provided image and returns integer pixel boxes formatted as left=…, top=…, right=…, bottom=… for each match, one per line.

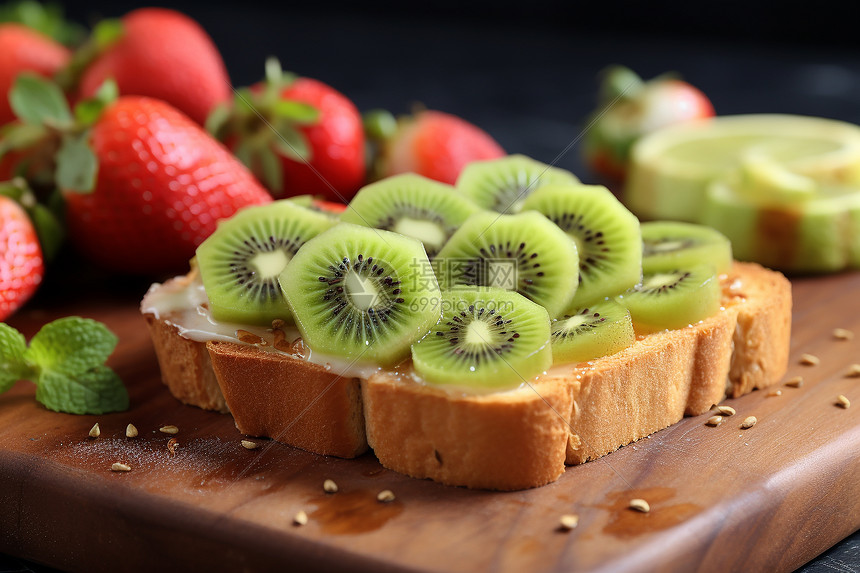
left=377, top=490, right=396, bottom=503
left=716, top=406, right=736, bottom=416
left=833, top=328, right=854, bottom=340
left=629, top=499, right=650, bottom=513
left=240, top=440, right=259, bottom=450
left=767, top=389, right=782, bottom=397
left=293, top=510, right=308, bottom=526
left=706, top=415, right=723, bottom=427
left=800, top=354, right=819, bottom=366
left=111, top=463, right=131, bottom=472
left=837, top=395, right=851, bottom=409
left=167, top=438, right=179, bottom=456
left=785, top=376, right=804, bottom=388
left=237, top=330, right=264, bottom=345
left=323, top=479, right=338, bottom=493
left=559, top=514, right=579, bottom=530
left=126, top=424, right=138, bottom=438
left=845, top=364, right=860, bottom=378
left=88, top=423, right=100, bottom=439
left=741, top=416, right=757, bottom=429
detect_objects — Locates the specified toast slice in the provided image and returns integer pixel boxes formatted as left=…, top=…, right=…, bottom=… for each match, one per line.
left=142, top=261, right=791, bottom=489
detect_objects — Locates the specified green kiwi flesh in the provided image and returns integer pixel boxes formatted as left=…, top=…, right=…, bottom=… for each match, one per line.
left=551, top=300, right=635, bottom=363
left=196, top=200, right=335, bottom=325
left=339, top=173, right=481, bottom=257
left=456, top=154, right=580, bottom=214
left=641, top=221, right=733, bottom=274
left=435, top=210, right=579, bottom=318
left=411, top=288, right=552, bottom=389
left=279, top=223, right=442, bottom=366
left=521, top=183, right=642, bottom=309
left=616, top=264, right=721, bottom=333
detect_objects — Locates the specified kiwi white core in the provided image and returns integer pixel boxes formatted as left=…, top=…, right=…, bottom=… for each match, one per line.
left=649, top=239, right=687, bottom=253
left=561, top=314, right=588, bottom=331
left=393, top=217, right=446, bottom=251
left=644, top=273, right=680, bottom=289
left=344, top=270, right=381, bottom=311
left=250, top=250, right=291, bottom=279
left=465, top=320, right=493, bottom=346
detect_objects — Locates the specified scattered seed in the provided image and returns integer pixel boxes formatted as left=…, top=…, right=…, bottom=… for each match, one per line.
left=741, top=416, right=757, bottom=429
left=800, top=354, right=820, bottom=366
left=241, top=440, right=259, bottom=450
left=126, top=424, right=138, bottom=438
left=845, top=364, right=860, bottom=378
left=111, top=463, right=131, bottom=472
left=167, top=438, right=179, bottom=456
left=716, top=406, right=736, bottom=416
left=629, top=499, right=650, bottom=513
left=706, top=415, right=723, bottom=427
left=785, top=376, right=804, bottom=388
left=837, top=395, right=851, bottom=409
left=377, top=490, right=396, bottom=503
left=559, top=514, right=579, bottom=531
left=767, top=389, right=783, bottom=397
left=323, top=479, right=338, bottom=493
left=88, top=423, right=100, bottom=438
left=293, top=510, right=308, bottom=526
left=159, top=425, right=179, bottom=435
left=833, top=328, right=854, bottom=340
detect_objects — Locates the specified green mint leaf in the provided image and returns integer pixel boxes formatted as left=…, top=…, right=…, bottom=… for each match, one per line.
left=0, top=323, right=34, bottom=393
left=273, top=100, right=320, bottom=125
left=36, top=365, right=129, bottom=414
left=257, top=145, right=284, bottom=193
left=272, top=123, right=312, bottom=163
left=55, top=132, right=98, bottom=193
left=9, top=73, right=73, bottom=127
left=24, top=316, right=117, bottom=377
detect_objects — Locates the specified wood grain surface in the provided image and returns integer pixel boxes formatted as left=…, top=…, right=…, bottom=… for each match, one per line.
left=1, top=270, right=859, bottom=573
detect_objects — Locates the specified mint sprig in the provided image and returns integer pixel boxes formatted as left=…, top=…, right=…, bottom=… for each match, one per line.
left=0, top=318, right=128, bottom=414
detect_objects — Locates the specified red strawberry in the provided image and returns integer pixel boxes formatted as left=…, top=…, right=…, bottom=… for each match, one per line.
left=583, top=65, right=715, bottom=182
left=209, top=59, right=366, bottom=202
left=0, top=24, right=70, bottom=126
left=61, top=96, right=271, bottom=275
left=0, top=194, right=44, bottom=321
left=76, top=8, right=230, bottom=126
left=375, top=110, right=505, bottom=185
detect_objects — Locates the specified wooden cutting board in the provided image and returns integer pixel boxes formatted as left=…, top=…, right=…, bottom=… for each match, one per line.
left=1, top=269, right=859, bottom=573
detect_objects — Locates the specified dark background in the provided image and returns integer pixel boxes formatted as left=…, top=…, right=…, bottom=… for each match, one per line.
left=4, top=2, right=860, bottom=572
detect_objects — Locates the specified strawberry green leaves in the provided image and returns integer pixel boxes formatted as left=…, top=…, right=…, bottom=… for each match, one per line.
left=9, top=73, right=72, bottom=127
left=0, top=317, right=128, bottom=414
left=56, top=132, right=98, bottom=192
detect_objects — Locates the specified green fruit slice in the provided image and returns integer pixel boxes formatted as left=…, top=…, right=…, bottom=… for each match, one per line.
left=626, top=114, right=860, bottom=222
left=521, top=183, right=642, bottom=308
left=196, top=200, right=335, bottom=325
left=339, top=173, right=481, bottom=257
left=617, top=265, right=721, bottom=333
left=456, top=154, right=580, bottom=214
left=551, top=300, right=635, bottom=363
left=435, top=210, right=579, bottom=318
left=279, top=223, right=442, bottom=366
left=641, top=221, right=732, bottom=274
left=411, top=288, right=552, bottom=390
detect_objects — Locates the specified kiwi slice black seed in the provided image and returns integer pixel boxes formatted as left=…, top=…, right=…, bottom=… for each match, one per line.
left=339, top=173, right=481, bottom=257
left=641, top=221, right=733, bottom=274
left=196, top=200, right=335, bottom=325
left=616, top=264, right=721, bottom=333
left=521, top=183, right=642, bottom=309
left=411, top=288, right=552, bottom=389
left=551, top=300, right=635, bottom=363
left=456, top=154, right=580, bottom=214
left=435, top=210, right=579, bottom=318
left=279, top=223, right=442, bottom=366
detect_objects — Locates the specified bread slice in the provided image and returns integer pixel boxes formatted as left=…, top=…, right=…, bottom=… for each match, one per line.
left=142, top=261, right=791, bottom=489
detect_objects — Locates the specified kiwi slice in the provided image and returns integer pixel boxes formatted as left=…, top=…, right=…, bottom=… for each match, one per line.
left=196, top=200, right=335, bottom=325
left=521, top=184, right=642, bottom=309
left=411, top=288, right=552, bottom=389
left=435, top=210, right=579, bottom=318
left=616, top=265, right=721, bottom=333
left=339, top=173, right=481, bottom=257
left=279, top=223, right=442, bottom=366
left=641, top=221, right=733, bottom=274
left=456, top=154, right=580, bottom=214
left=551, top=300, right=635, bottom=363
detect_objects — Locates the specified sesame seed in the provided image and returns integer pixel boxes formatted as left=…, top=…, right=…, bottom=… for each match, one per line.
left=377, top=490, right=396, bottom=503
left=833, top=328, right=854, bottom=340
left=111, top=463, right=131, bottom=472
left=837, top=395, right=851, bottom=409
left=323, top=479, right=338, bottom=493
left=126, top=424, right=138, bottom=438
left=241, top=440, right=259, bottom=450
left=785, top=376, right=804, bottom=388
left=845, top=364, right=860, bottom=378
left=629, top=499, right=650, bottom=513
left=293, top=510, right=308, bottom=526
left=559, top=514, right=579, bottom=530
left=716, top=406, right=736, bottom=416
left=800, top=354, right=820, bottom=366
left=741, top=416, right=757, bottom=429
left=706, top=415, right=723, bottom=427
left=159, top=425, right=179, bottom=435
left=88, top=423, right=100, bottom=438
